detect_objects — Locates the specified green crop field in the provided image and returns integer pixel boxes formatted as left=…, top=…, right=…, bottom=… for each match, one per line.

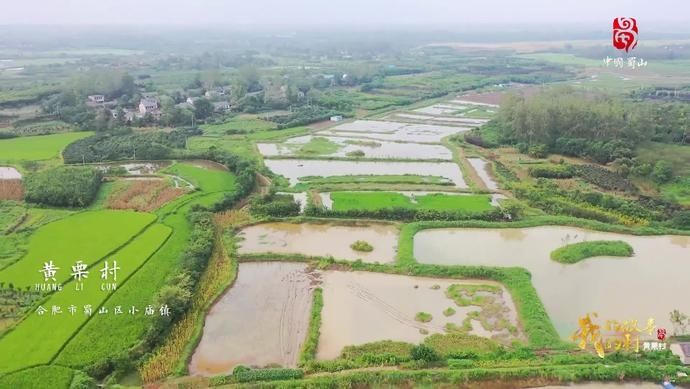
left=0, top=365, right=74, bottom=389
left=201, top=116, right=276, bottom=137
left=0, top=210, right=155, bottom=288
left=0, top=132, right=93, bottom=163
left=330, top=192, right=493, bottom=212
left=163, top=162, right=237, bottom=193
left=0, top=223, right=171, bottom=373
left=0, top=201, right=25, bottom=233
left=56, top=214, right=190, bottom=367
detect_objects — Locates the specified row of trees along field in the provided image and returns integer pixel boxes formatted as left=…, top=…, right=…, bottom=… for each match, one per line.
left=493, top=87, right=690, bottom=163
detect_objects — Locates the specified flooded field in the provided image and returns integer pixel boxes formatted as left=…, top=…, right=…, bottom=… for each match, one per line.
left=264, top=159, right=467, bottom=188
left=318, top=119, right=471, bottom=143
left=414, top=226, right=690, bottom=336
left=392, top=113, right=488, bottom=126
left=467, top=157, right=500, bottom=191
left=450, top=99, right=500, bottom=107
left=189, top=262, right=316, bottom=375
left=237, top=222, right=399, bottom=263
left=257, top=135, right=453, bottom=160
left=535, top=383, right=664, bottom=389
left=414, top=104, right=465, bottom=115
left=0, top=167, right=21, bottom=179
left=316, top=271, right=520, bottom=359
left=95, top=161, right=170, bottom=175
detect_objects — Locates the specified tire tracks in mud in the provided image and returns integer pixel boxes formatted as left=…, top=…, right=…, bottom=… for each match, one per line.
left=344, top=281, right=445, bottom=333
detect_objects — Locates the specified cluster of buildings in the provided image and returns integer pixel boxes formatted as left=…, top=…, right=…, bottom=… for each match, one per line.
left=87, top=87, right=232, bottom=123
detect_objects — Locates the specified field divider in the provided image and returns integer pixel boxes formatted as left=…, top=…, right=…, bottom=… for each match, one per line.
left=0, top=214, right=158, bottom=342
left=48, top=223, right=174, bottom=365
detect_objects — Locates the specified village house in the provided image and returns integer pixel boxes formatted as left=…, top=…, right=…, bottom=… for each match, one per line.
left=204, top=87, right=228, bottom=99
left=87, top=94, right=105, bottom=104
left=138, top=97, right=161, bottom=120
left=213, top=101, right=231, bottom=112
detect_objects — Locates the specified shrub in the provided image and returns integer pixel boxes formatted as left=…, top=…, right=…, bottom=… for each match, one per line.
left=346, top=150, right=365, bottom=157
left=234, top=368, right=304, bottom=383
left=24, top=166, right=102, bottom=207
left=652, top=160, right=673, bottom=184
left=671, top=211, right=690, bottom=229
left=573, top=165, right=637, bottom=192
left=410, top=344, right=439, bottom=362
left=69, top=371, right=96, bottom=389
left=528, top=164, right=575, bottom=179
left=414, top=312, right=433, bottom=323
left=350, top=240, right=373, bottom=252
left=250, top=194, right=300, bottom=217
left=527, top=144, right=548, bottom=158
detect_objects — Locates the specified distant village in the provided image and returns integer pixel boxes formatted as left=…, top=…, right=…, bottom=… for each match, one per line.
left=86, top=86, right=232, bottom=124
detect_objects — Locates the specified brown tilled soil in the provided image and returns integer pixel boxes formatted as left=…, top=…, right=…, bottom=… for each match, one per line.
left=0, top=180, right=23, bottom=201
left=106, top=180, right=186, bottom=212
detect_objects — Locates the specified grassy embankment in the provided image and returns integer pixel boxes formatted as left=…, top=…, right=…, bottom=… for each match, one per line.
left=550, top=240, right=634, bottom=264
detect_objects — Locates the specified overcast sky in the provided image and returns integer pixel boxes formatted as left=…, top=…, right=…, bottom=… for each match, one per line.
left=1, top=0, right=688, bottom=27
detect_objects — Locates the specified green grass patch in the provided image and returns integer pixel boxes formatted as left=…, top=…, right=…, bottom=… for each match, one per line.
left=0, top=132, right=92, bottom=163
left=0, top=365, right=74, bottom=389
left=295, top=137, right=342, bottom=156
left=443, top=307, right=456, bottom=317
left=299, top=287, right=323, bottom=366
left=163, top=162, right=237, bottom=193
left=330, top=192, right=493, bottom=212
left=0, top=210, right=155, bottom=288
left=200, top=116, right=276, bottom=137
left=550, top=240, right=634, bottom=264
left=446, top=284, right=501, bottom=307
left=637, top=142, right=690, bottom=176
left=350, top=240, right=373, bottom=252
left=0, top=223, right=171, bottom=373
left=660, top=178, right=690, bottom=205
left=0, top=201, right=25, bottom=234
left=415, top=312, right=433, bottom=323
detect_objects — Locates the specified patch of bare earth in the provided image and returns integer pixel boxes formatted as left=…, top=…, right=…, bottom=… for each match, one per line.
left=107, top=180, right=186, bottom=212
left=0, top=180, right=23, bottom=201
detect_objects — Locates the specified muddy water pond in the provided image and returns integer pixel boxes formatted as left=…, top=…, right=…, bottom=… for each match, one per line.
left=414, top=226, right=690, bottom=337
left=189, top=262, right=317, bottom=376
left=237, top=222, right=399, bottom=263
left=264, top=159, right=467, bottom=188
left=467, top=157, right=500, bottom=191
left=257, top=135, right=453, bottom=160
left=0, top=167, right=21, bottom=179
left=319, top=119, right=471, bottom=143
left=316, top=271, right=521, bottom=360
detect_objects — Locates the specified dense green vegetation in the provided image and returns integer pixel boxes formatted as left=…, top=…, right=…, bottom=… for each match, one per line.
left=24, top=166, right=103, bottom=207
left=0, top=366, right=75, bottom=389
left=550, top=240, right=634, bottom=264
left=63, top=128, right=198, bottom=163
left=496, top=88, right=659, bottom=163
